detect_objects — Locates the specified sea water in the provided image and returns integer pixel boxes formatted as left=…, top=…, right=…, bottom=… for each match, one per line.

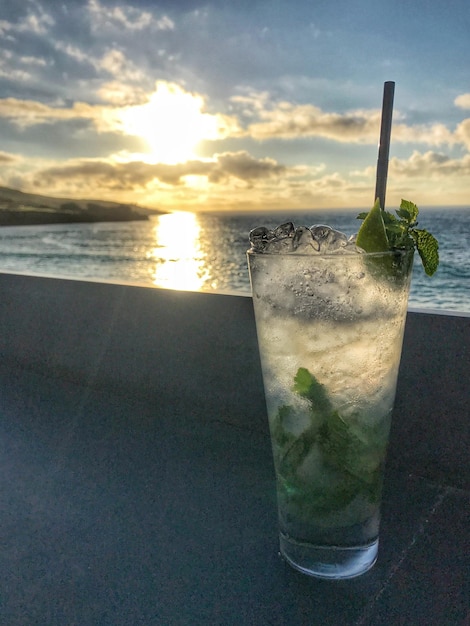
left=0, top=207, right=468, bottom=313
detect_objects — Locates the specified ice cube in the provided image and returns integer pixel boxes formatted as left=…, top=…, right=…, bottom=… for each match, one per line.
left=337, top=233, right=364, bottom=254
left=292, top=226, right=320, bottom=253
left=249, top=222, right=297, bottom=253
left=249, top=226, right=275, bottom=252
left=310, top=225, right=348, bottom=252
left=249, top=222, right=360, bottom=256
left=273, top=222, right=295, bottom=239
left=267, top=222, right=295, bottom=252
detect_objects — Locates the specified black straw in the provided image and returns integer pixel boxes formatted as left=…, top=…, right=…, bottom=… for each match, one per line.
left=375, top=81, right=395, bottom=211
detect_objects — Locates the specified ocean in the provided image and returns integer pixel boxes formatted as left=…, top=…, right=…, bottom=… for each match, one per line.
left=0, top=208, right=469, bottom=314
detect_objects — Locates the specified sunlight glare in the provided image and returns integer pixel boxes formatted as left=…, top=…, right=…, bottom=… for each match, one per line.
left=120, top=82, right=222, bottom=164
left=148, top=211, right=209, bottom=291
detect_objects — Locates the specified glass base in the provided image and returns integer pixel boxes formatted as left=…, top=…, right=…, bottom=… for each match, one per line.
left=279, top=533, right=378, bottom=580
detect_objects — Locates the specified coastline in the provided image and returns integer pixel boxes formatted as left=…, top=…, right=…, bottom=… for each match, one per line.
left=0, top=207, right=149, bottom=227
left=0, top=185, right=163, bottom=226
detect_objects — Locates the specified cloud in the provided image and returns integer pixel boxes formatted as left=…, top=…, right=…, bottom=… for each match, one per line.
left=97, top=81, right=149, bottom=106
left=208, top=151, right=286, bottom=183
left=455, top=94, right=470, bottom=109
left=50, top=43, right=152, bottom=88
left=53, top=41, right=94, bottom=65
left=0, top=150, right=19, bottom=164
left=0, top=64, right=31, bottom=82
left=0, top=1, right=179, bottom=107
left=0, top=97, right=118, bottom=133
left=0, top=48, right=40, bottom=82
left=97, top=48, right=145, bottom=82
left=237, top=93, right=461, bottom=147
left=245, top=102, right=382, bottom=143
left=455, top=118, right=470, bottom=150
left=30, top=151, right=287, bottom=192
left=231, top=91, right=271, bottom=117
left=87, top=0, right=174, bottom=33
left=0, top=81, right=243, bottom=165
left=392, top=122, right=457, bottom=147
left=0, top=5, right=55, bottom=36
left=389, top=150, right=470, bottom=178
left=20, top=152, right=366, bottom=211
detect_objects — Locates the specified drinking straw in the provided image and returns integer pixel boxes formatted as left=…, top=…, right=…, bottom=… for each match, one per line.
left=375, top=81, right=395, bottom=211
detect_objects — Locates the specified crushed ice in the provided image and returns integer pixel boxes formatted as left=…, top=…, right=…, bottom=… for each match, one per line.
left=249, top=222, right=359, bottom=254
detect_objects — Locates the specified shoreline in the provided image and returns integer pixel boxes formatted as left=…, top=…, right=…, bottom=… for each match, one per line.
left=0, top=208, right=149, bottom=227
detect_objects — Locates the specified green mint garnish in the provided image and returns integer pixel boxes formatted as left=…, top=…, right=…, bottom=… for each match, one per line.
left=357, top=198, right=439, bottom=276
left=293, top=367, right=331, bottom=414
left=272, top=368, right=385, bottom=515
left=411, top=228, right=439, bottom=277
left=319, top=412, right=385, bottom=492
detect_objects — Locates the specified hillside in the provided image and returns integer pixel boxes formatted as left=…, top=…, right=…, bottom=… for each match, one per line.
left=0, top=186, right=163, bottom=226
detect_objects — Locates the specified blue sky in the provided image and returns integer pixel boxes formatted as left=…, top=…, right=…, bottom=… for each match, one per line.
left=0, top=0, right=469, bottom=211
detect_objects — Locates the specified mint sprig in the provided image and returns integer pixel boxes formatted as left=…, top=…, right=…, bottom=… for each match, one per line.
left=411, top=228, right=439, bottom=277
left=357, top=199, right=439, bottom=276
left=293, top=367, right=331, bottom=414
left=272, top=368, right=384, bottom=515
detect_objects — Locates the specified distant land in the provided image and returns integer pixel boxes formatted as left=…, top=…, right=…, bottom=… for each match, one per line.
left=0, top=186, right=164, bottom=226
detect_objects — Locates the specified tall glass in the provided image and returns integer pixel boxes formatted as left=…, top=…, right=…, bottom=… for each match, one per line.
left=248, top=247, right=414, bottom=579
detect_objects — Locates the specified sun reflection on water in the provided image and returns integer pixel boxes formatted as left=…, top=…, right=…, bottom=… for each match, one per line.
left=148, top=211, right=209, bottom=291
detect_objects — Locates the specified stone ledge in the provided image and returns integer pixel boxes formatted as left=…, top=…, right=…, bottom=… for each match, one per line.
left=0, top=271, right=468, bottom=488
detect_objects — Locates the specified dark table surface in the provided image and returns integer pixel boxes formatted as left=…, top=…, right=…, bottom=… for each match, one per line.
left=0, top=295, right=469, bottom=625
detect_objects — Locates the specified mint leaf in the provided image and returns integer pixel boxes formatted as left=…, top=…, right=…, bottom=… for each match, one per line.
left=357, top=198, right=440, bottom=275
left=278, top=472, right=362, bottom=517
left=272, top=405, right=296, bottom=449
left=278, top=423, right=318, bottom=481
left=293, top=367, right=332, bottom=413
left=274, top=368, right=386, bottom=516
left=319, top=412, right=385, bottom=487
left=411, top=228, right=439, bottom=276
left=398, top=199, right=419, bottom=224
left=382, top=210, right=414, bottom=249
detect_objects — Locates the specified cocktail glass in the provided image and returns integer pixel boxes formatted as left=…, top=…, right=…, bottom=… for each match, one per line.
left=248, top=237, right=413, bottom=579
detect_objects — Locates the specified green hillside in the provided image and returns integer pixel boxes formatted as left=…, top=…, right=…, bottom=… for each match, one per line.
left=0, top=186, right=163, bottom=226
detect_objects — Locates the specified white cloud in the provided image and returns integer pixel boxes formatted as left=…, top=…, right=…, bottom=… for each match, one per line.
left=0, top=65, right=31, bottom=82
left=0, top=150, right=20, bottom=164
left=54, top=41, right=93, bottom=65
left=246, top=102, right=381, bottom=142
left=0, top=5, right=54, bottom=36
left=389, top=150, right=470, bottom=178
left=392, top=122, right=457, bottom=147
left=0, top=97, right=118, bottom=133
left=97, top=81, right=149, bottom=106
left=455, top=118, right=470, bottom=150
left=31, top=150, right=287, bottom=191
left=232, top=92, right=465, bottom=149
left=87, top=0, right=174, bottom=33
left=97, top=48, right=145, bottom=82
left=230, top=91, right=272, bottom=119
left=454, top=94, right=470, bottom=110
left=18, top=54, right=47, bottom=67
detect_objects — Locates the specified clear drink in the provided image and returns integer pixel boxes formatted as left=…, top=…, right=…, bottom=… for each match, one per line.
left=247, top=224, right=414, bottom=579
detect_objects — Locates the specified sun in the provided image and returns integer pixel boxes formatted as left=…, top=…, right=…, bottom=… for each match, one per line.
left=119, top=82, right=224, bottom=164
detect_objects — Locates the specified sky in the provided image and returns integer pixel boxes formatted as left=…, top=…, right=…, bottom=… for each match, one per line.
left=0, top=0, right=469, bottom=212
